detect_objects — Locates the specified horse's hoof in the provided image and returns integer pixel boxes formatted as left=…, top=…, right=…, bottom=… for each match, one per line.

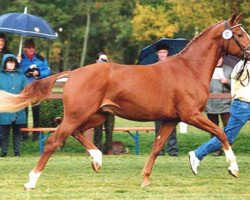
left=228, top=169, right=239, bottom=178
left=25, top=187, right=35, bottom=191
left=24, top=185, right=35, bottom=191
left=24, top=182, right=36, bottom=190
left=228, top=162, right=239, bottom=178
left=141, top=177, right=150, bottom=187
left=141, top=181, right=150, bottom=187
left=91, top=161, right=101, bottom=173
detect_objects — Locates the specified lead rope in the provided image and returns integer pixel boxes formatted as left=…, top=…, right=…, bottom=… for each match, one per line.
left=235, top=59, right=249, bottom=86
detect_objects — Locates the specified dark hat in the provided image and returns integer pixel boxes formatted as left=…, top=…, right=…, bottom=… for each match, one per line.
left=0, top=33, right=6, bottom=39
left=156, top=43, right=169, bottom=51
left=24, top=38, right=35, bottom=47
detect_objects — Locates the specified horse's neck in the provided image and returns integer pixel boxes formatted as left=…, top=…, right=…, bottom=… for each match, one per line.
left=182, top=24, right=224, bottom=83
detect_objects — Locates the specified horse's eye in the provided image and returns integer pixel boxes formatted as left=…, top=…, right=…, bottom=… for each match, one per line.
left=237, top=34, right=243, bottom=38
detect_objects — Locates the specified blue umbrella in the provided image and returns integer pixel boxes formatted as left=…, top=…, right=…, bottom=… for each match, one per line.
left=138, top=38, right=189, bottom=64
left=0, top=7, right=57, bottom=54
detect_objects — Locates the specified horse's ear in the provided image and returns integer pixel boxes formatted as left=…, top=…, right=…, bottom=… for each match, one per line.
left=235, top=13, right=242, bottom=23
left=229, top=12, right=242, bottom=24
left=229, top=12, right=237, bottom=24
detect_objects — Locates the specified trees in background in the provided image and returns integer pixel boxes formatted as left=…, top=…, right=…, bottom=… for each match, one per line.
left=1, top=0, right=249, bottom=72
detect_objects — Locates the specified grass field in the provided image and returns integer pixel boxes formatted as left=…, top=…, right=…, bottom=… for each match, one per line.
left=0, top=117, right=250, bottom=200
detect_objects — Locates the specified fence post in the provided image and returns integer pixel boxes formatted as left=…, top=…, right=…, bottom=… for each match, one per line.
left=179, top=122, right=187, bottom=134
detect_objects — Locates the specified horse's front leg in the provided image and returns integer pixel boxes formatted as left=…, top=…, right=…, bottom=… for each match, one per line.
left=24, top=125, right=72, bottom=190
left=142, top=122, right=177, bottom=187
left=187, top=112, right=239, bottom=177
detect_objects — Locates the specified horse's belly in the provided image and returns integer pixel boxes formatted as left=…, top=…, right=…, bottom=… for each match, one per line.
left=101, top=104, right=167, bottom=121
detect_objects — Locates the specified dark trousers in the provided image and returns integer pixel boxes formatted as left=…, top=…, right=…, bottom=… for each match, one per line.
left=0, top=126, right=2, bottom=145
left=24, top=105, right=40, bottom=141
left=1, top=122, right=22, bottom=155
left=207, top=112, right=230, bottom=137
left=94, top=114, right=115, bottom=154
left=155, top=120, right=178, bottom=156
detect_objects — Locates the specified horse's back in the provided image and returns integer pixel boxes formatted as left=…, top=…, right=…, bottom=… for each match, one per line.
left=61, top=60, right=206, bottom=121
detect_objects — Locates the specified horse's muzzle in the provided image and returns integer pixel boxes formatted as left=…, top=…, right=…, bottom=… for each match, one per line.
left=244, top=45, right=250, bottom=59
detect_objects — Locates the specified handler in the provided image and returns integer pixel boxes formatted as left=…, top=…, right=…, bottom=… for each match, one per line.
left=189, top=58, right=250, bottom=175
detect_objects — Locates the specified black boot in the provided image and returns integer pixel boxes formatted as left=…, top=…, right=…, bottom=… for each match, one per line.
left=1, top=152, right=7, bottom=157
left=158, top=149, right=165, bottom=156
left=15, top=152, right=20, bottom=156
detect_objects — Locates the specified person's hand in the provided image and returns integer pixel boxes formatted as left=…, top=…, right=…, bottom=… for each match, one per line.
left=32, top=70, right=39, bottom=77
left=27, top=69, right=39, bottom=78
left=220, top=77, right=229, bottom=84
left=17, top=54, right=22, bottom=63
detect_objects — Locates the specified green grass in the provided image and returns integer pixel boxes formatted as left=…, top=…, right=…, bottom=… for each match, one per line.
left=0, top=117, right=250, bottom=200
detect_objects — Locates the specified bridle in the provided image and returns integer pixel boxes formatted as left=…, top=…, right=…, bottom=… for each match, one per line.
left=224, top=21, right=250, bottom=86
left=224, top=21, right=250, bottom=59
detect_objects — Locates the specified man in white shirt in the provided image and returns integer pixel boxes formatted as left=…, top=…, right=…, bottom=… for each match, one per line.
left=189, top=59, right=250, bottom=175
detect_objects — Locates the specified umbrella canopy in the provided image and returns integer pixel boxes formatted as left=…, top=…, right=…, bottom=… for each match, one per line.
left=138, top=38, right=189, bottom=64
left=0, top=13, right=57, bottom=40
left=0, top=7, right=57, bottom=54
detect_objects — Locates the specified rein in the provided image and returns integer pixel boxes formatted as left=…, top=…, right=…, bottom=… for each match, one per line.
left=235, top=59, right=250, bottom=87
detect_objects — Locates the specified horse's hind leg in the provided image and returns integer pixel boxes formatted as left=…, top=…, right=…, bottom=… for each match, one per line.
left=24, top=123, right=75, bottom=190
left=142, top=122, right=177, bottom=187
left=187, top=112, right=239, bottom=177
left=71, top=113, right=108, bottom=172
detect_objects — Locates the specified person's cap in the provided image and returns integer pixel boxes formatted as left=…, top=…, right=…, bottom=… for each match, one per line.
left=156, top=43, right=169, bottom=51
left=0, top=33, right=6, bottom=39
left=24, top=38, right=35, bottom=48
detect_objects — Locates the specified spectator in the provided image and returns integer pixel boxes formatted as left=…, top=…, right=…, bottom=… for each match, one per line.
left=205, top=56, right=233, bottom=156
left=19, top=38, right=51, bottom=141
left=189, top=58, right=250, bottom=175
left=93, top=52, right=115, bottom=155
left=0, top=54, right=28, bottom=157
left=0, top=33, right=12, bottom=145
left=139, top=44, right=178, bottom=156
left=0, top=33, right=12, bottom=62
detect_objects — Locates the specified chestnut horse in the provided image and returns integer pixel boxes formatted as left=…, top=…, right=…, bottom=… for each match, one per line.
left=0, top=13, right=250, bottom=190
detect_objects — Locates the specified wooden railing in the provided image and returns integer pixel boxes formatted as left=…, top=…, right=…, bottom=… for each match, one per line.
left=21, top=127, right=155, bottom=155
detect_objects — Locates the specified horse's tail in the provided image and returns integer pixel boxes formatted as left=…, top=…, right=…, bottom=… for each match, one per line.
left=0, top=71, right=71, bottom=112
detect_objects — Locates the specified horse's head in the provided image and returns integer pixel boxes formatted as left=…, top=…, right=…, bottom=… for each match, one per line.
left=222, top=13, right=250, bottom=59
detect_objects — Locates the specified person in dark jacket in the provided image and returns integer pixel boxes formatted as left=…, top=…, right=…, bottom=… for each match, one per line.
left=139, top=44, right=178, bottom=156
left=93, top=52, right=115, bottom=155
left=0, top=33, right=12, bottom=144
left=0, top=54, right=28, bottom=157
left=0, top=33, right=12, bottom=62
